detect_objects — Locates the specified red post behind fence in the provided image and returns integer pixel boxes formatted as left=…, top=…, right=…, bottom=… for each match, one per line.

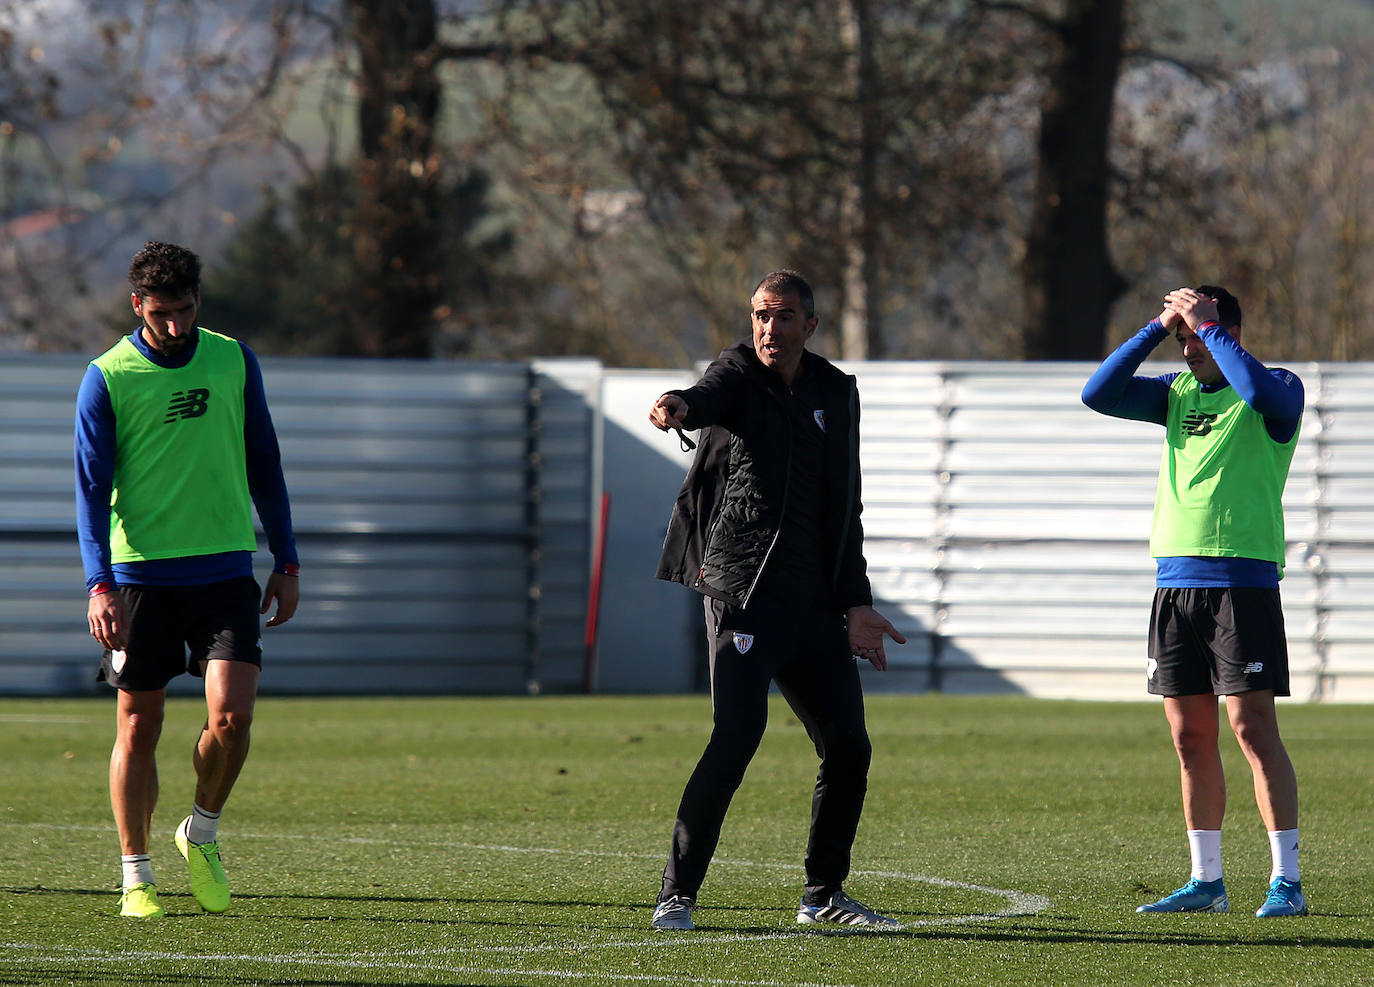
left=582, top=492, right=612, bottom=693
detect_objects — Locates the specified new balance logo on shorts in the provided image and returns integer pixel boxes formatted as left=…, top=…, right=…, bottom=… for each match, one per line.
left=1243, top=661, right=1264, bottom=674
left=165, top=387, right=210, bottom=423
left=1181, top=410, right=1218, bottom=436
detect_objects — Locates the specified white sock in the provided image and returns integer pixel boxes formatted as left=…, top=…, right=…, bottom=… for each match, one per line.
left=121, top=853, right=155, bottom=888
left=1187, top=830, right=1223, bottom=883
left=1268, top=828, right=1300, bottom=882
left=188, top=803, right=221, bottom=845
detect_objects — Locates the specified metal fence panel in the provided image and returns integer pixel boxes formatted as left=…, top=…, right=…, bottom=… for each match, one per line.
left=0, top=355, right=571, bottom=695
left=4, top=355, right=1373, bottom=700
left=845, top=360, right=1356, bottom=700
left=530, top=360, right=601, bottom=693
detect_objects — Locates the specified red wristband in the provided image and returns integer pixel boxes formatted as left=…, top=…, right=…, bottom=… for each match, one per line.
left=277, top=564, right=300, bottom=577
left=88, top=582, right=114, bottom=597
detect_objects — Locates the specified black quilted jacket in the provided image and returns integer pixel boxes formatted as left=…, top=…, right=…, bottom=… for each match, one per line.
left=654, top=341, right=873, bottom=611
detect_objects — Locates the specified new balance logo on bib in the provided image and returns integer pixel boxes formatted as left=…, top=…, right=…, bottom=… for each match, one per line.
left=165, top=387, right=210, bottom=423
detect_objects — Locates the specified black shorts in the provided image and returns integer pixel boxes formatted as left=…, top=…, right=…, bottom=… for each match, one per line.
left=1147, top=587, right=1290, bottom=697
left=97, top=576, right=263, bottom=692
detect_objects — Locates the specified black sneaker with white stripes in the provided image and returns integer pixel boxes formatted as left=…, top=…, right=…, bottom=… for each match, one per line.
left=796, top=889, right=901, bottom=930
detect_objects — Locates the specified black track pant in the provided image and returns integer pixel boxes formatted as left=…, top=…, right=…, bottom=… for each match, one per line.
left=658, top=592, right=872, bottom=904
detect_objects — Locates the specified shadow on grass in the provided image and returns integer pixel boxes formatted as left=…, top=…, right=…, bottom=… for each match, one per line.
left=0, top=972, right=204, bottom=987
left=718, top=918, right=1374, bottom=950
left=907, top=922, right=1374, bottom=950
left=6, top=885, right=1372, bottom=952
left=0, top=970, right=490, bottom=987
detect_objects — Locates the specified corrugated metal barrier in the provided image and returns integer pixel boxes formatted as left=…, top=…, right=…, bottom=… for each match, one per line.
left=4, top=354, right=1373, bottom=700
left=854, top=360, right=1374, bottom=701
left=0, top=355, right=590, bottom=696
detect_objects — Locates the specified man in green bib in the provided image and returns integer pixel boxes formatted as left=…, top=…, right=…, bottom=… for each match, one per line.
left=1082, top=285, right=1307, bottom=918
left=76, top=241, right=300, bottom=918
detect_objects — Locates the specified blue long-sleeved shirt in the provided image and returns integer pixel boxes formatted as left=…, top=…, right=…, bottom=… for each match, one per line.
left=75, top=328, right=298, bottom=590
left=1081, top=320, right=1304, bottom=588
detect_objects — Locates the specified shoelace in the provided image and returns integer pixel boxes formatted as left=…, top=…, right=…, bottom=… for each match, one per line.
left=1175, top=880, right=1217, bottom=896
left=1264, top=885, right=1294, bottom=906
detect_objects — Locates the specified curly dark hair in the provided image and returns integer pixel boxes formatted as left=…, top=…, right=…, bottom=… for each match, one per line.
left=1197, top=284, right=1242, bottom=328
left=753, top=269, right=815, bottom=319
left=128, top=241, right=202, bottom=299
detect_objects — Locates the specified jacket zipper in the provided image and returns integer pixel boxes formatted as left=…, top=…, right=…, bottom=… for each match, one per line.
left=740, top=385, right=793, bottom=609
left=831, top=377, right=858, bottom=589
left=696, top=433, right=731, bottom=587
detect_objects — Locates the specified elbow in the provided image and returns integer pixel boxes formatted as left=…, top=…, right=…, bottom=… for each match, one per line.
left=1080, top=376, right=1120, bottom=413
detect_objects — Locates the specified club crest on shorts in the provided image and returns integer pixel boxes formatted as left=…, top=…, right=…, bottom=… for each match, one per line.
left=813, top=410, right=826, bottom=432
left=1146, top=657, right=1158, bottom=681
left=732, top=632, right=755, bottom=654
left=111, top=649, right=128, bottom=674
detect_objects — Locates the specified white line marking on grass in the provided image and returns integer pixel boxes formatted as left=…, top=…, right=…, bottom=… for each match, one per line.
left=286, top=836, right=1051, bottom=925
left=5, top=823, right=1050, bottom=984
left=1, top=942, right=863, bottom=987
left=845, top=869, right=1051, bottom=926
left=6, top=823, right=1049, bottom=925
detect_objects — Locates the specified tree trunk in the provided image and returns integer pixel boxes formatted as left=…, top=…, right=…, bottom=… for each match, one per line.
left=838, top=0, right=883, bottom=361
left=349, top=0, right=442, bottom=357
left=1021, top=0, right=1128, bottom=359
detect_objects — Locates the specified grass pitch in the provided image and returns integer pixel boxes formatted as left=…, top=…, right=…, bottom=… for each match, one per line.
left=2, top=693, right=1371, bottom=986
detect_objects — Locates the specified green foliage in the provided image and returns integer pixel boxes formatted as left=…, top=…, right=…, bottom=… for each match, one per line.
left=2, top=694, right=1372, bottom=985
left=201, top=169, right=355, bottom=355
left=202, top=163, right=515, bottom=356
left=10, top=0, right=1374, bottom=360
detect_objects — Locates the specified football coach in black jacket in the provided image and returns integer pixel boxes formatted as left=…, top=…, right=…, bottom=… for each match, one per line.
left=646, top=269, right=906, bottom=932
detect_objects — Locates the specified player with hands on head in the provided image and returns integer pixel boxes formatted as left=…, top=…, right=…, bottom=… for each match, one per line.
left=75, top=240, right=300, bottom=919
left=647, top=268, right=905, bottom=932
left=1082, top=283, right=1307, bottom=919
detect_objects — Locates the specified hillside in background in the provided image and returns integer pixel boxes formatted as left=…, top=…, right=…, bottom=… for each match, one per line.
left=2, top=0, right=1372, bottom=361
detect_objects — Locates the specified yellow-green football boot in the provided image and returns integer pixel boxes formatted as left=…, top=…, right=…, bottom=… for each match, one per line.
left=119, top=882, right=165, bottom=918
left=175, top=815, right=231, bottom=913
